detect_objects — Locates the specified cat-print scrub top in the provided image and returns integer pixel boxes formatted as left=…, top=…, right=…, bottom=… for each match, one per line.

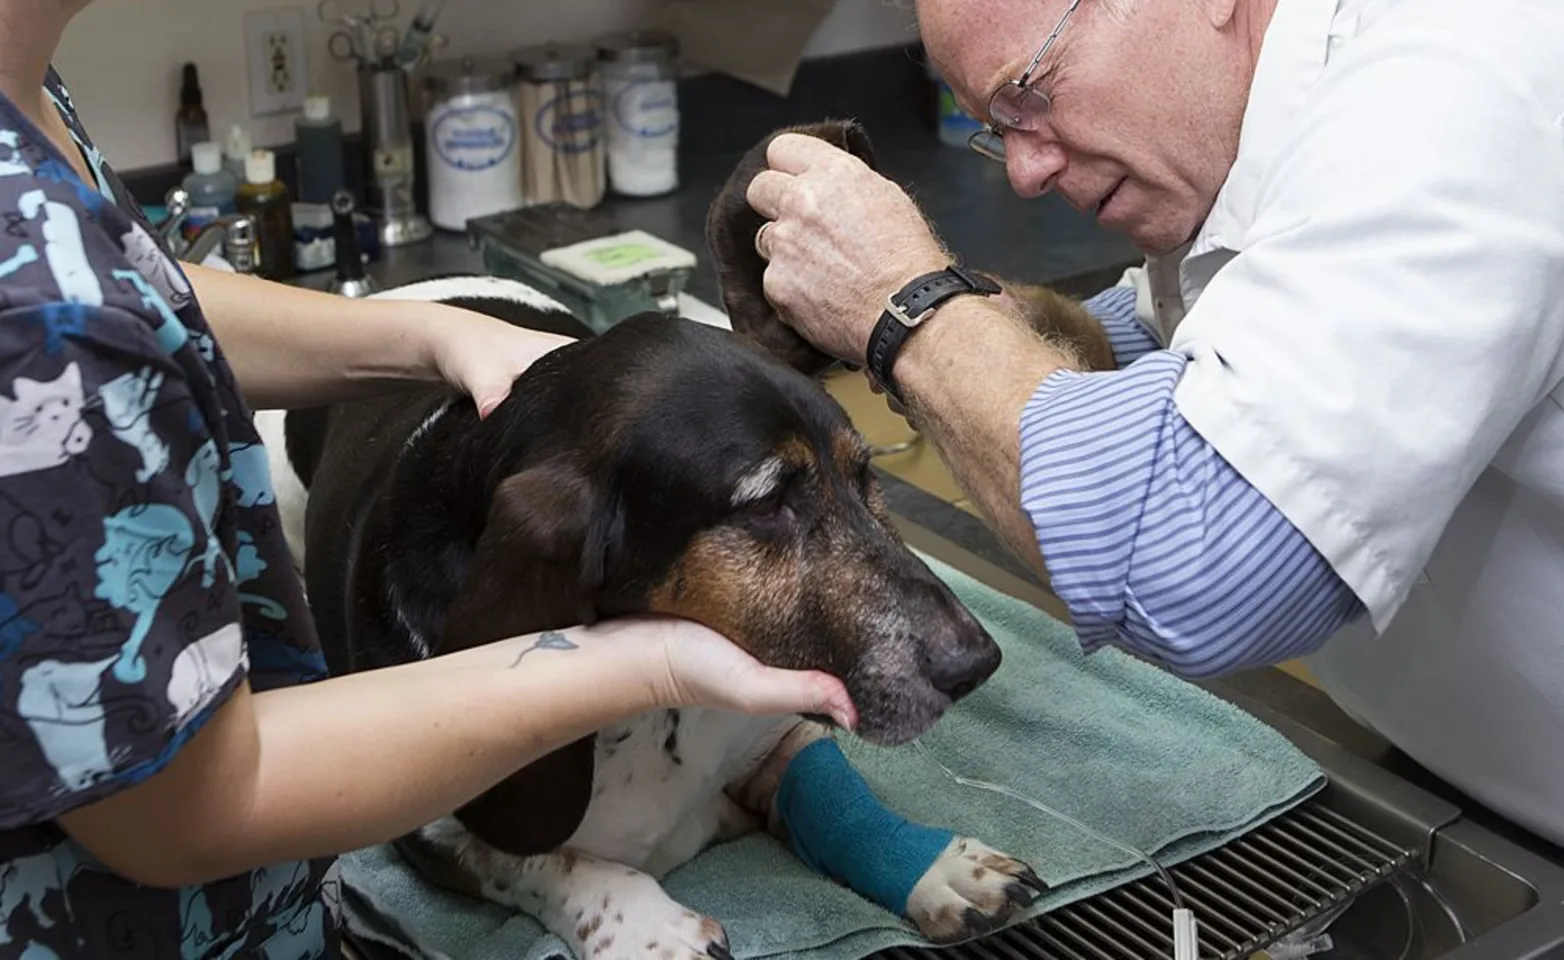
left=0, top=70, right=339, bottom=959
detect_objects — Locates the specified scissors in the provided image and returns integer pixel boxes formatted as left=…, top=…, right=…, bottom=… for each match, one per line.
left=318, top=0, right=399, bottom=29
left=328, top=22, right=401, bottom=64
left=320, top=0, right=400, bottom=61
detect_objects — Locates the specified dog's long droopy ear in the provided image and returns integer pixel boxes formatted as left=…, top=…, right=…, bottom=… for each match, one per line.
left=706, top=119, right=878, bottom=378
left=438, top=460, right=603, bottom=654
left=437, top=460, right=606, bottom=860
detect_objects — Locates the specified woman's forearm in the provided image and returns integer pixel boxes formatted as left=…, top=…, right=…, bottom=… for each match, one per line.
left=186, top=263, right=577, bottom=412
left=240, top=628, right=648, bottom=868
left=186, top=263, right=446, bottom=409
left=59, top=624, right=660, bottom=887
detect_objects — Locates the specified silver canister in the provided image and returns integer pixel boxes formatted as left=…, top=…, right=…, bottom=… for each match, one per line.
left=422, top=56, right=525, bottom=232
left=509, top=42, right=606, bottom=209
left=593, top=29, right=681, bottom=197
left=359, top=64, right=433, bottom=246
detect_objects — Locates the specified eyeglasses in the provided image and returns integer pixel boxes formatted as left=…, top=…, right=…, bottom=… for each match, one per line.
left=968, top=0, right=1084, bottom=163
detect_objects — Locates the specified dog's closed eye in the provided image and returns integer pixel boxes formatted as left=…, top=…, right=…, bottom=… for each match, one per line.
left=732, top=458, right=799, bottom=537
left=744, top=491, right=797, bottom=539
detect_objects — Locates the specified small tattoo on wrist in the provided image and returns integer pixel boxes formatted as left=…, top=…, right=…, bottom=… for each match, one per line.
left=510, top=630, right=579, bottom=668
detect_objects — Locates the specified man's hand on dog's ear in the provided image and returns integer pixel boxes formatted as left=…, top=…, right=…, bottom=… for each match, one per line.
left=707, top=119, right=904, bottom=378
left=745, top=132, right=951, bottom=366
left=705, top=118, right=1117, bottom=389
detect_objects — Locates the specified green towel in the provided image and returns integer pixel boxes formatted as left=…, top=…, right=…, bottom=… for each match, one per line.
left=339, top=552, right=1325, bottom=960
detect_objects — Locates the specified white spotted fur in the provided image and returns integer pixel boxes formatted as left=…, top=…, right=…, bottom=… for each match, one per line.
left=905, top=838, right=1041, bottom=942
left=422, top=818, right=731, bottom=959
left=366, top=274, right=572, bottom=314
left=573, top=709, right=787, bottom=877
left=254, top=407, right=308, bottom=574
left=730, top=456, right=784, bottom=508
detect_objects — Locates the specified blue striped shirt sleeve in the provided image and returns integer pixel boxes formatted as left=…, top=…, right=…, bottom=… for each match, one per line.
left=1018, top=346, right=1366, bottom=679
left=1081, top=284, right=1161, bottom=367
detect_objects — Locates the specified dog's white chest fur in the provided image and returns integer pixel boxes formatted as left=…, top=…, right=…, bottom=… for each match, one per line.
left=568, top=709, right=793, bottom=877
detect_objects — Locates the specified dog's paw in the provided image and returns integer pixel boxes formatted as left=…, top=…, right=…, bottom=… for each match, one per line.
left=568, top=874, right=730, bottom=960
left=905, top=837, right=1047, bottom=944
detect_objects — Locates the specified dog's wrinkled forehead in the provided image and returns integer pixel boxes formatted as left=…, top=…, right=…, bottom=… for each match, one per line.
left=624, top=377, right=851, bottom=503
left=561, top=315, right=852, bottom=499
left=724, top=432, right=862, bottom=506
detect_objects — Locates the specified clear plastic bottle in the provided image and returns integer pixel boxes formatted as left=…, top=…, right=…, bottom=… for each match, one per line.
left=180, top=141, right=237, bottom=244
left=294, top=94, right=345, bottom=204
left=236, top=149, right=296, bottom=281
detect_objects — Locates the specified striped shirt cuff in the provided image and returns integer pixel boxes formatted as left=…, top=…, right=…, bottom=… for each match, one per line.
left=1081, top=285, right=1161, bottom=367
left=1019, top=351, right=1365, bottom=678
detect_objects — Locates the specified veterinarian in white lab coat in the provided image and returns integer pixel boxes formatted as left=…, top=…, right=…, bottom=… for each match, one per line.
left=747, top=0, right=1564, bottom=847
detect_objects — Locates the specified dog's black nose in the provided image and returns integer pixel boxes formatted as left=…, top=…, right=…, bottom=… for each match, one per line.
left=927, top=639, right=1002, bottom=702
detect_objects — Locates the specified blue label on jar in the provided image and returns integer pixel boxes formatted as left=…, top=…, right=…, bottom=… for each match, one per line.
left=433, top=105, right=517, bottom=171
left=612, top=81, right=677, bottom=139
left=534, top=88, right=603, bottom=155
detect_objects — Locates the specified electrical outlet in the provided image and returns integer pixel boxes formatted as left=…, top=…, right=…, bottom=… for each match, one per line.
left=245, top=7, right=308, bottom=117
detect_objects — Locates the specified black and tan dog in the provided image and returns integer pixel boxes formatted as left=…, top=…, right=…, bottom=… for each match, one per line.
left=262, top=122, right=1114, bottom=958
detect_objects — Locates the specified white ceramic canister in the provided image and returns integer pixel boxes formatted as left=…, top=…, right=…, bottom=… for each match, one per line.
left=593, top=29, right=681, bottom=197
left=422, top=56, right=525, bottom=232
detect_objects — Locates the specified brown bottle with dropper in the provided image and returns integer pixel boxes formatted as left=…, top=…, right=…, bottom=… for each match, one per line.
left=174, top=63, right=209, bottom=166
left=236, top=148, right=295, bottom=280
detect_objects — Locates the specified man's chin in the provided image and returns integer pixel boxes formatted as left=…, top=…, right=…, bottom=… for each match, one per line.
left=1128, top=222, right=1200, bottom=258
left=1113, top=197, right=1210, bottom=257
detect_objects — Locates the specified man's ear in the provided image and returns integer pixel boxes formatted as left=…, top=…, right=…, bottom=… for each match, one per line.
left=705, top=119, right=878, bottom=379
left=438, top=459, right=610, bottom=653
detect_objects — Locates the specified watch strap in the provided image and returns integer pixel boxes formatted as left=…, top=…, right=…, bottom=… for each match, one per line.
left=866, top=265, right=1001, bottom=403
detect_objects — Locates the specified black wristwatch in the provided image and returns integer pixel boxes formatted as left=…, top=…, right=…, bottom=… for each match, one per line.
left=864, top=265, right=1002, bottom=404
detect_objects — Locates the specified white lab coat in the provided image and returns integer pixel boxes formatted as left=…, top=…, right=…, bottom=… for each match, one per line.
left=1123, top=0, right=1564, bottom=844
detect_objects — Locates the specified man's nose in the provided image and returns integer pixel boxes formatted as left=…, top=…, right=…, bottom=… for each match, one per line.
left=1005, top=133, right=1067, bottom=199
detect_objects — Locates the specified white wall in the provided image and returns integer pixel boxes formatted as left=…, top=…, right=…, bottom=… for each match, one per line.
left=56, top=0, right=919, bottom=172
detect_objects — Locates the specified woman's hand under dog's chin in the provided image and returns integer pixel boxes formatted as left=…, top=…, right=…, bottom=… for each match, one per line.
left=607, top=615, right=858, bottom=729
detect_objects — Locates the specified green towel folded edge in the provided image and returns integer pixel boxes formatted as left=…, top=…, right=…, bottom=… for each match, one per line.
left=339, top=549, right=1326, bottom=960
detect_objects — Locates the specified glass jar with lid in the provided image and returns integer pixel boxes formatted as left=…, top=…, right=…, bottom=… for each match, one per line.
left=509, top=42, right=606, bottom=209
left=592, top=29, right=681, bottom=197
left=422, top=56, right=525, bottom=231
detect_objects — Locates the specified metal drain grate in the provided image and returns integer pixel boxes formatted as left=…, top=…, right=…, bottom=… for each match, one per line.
left=876, top=797, right=1416, bottom=960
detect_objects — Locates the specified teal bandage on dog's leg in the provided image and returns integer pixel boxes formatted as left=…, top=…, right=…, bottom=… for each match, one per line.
left=775, top=738, right=954, bottom=915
